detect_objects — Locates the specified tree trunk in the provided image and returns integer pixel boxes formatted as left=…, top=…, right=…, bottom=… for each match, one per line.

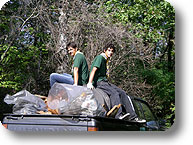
left=167, top=29, right=174, bottom=72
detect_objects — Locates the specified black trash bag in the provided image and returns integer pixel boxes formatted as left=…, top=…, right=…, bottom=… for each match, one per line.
left=4, top=90, right=47, bottom=114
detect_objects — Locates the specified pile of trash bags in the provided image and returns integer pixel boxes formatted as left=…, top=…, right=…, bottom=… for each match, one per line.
left=4, top=90, right=48, bottom=114
left=4, top=83, right=107, bottom=116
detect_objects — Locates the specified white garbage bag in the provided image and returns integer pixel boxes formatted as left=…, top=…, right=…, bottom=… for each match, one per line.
left=47, top=83, right=105, bottom=116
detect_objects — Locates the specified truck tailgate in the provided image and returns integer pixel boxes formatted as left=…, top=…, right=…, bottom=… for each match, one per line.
left=3, top=114, right=91, bottom=131
left=2, top=114, right=146, bottom=131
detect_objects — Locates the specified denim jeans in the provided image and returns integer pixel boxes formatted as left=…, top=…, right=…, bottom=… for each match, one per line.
left=50, top=73, right=74, bottom=87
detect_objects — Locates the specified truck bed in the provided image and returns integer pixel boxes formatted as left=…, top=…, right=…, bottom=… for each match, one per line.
left=2, top=114, right=146, bottom=131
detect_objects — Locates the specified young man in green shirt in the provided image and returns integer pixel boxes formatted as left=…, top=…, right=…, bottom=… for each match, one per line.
left=50, top=42, right=89, bottom=87
left=87, top=44, right=145, bottom=122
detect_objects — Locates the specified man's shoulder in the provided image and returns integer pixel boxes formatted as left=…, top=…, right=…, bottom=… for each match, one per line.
left=92, top=55, right=106, bottom=67
left=95, top=54, right=105, bottom=60
left=75, top=53, right=85, bottom=59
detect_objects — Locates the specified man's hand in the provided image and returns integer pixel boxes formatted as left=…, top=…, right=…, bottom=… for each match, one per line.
left=87, top=83, right=94, bottom=90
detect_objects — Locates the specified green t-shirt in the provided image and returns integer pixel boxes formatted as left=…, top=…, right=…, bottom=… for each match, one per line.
left=90, top=55, right=107, bottom=86
left=72, top=52, right=89, bottom=85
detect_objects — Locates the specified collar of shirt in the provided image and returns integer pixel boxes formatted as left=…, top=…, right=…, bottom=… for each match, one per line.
left=100, top=53, right=108, bottom=60
left=73, top=51, right=83, bottom=60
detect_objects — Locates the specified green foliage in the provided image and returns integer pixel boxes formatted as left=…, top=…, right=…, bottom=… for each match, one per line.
left=0, top=0, right=175, bottom=129
left=165, top=102, right=175, bottom=128
left=141, top=65, right=175, bottom=127
left=0, top=44, right=49, bottom=92
left=104, top=0, right=175, bottom=45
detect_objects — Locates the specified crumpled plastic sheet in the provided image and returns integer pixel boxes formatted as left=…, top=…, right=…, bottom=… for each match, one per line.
left=4, top=90, right=47, bottom=114
left=47, top=83, right=105, bottom=116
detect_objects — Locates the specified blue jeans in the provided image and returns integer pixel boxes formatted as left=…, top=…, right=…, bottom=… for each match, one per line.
left=50, top=73, right=74, bottom=87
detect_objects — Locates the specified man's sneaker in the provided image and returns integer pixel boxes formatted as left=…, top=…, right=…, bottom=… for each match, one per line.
left=119, top=113, right=130, bottom=120
left=132, top=117, right=146, bottom=123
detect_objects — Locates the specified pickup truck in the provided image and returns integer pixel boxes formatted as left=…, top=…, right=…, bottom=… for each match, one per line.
left=1, top=97, right=165, bottom=131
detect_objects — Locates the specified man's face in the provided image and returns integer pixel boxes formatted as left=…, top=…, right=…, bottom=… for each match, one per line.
left=67, top=47, right=77, bottom=56
left=105, top=47, right=114, bottom=58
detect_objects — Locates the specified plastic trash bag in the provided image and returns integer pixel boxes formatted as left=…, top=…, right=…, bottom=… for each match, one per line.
left=4, top=90, right=47, bottom=114
left=92, top=88, right=111, bottom=111
left=47, top=83, right=105, bottom=116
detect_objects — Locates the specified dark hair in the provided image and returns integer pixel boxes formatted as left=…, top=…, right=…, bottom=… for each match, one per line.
left=103, top=43, right=116, bottom=52
left=66, top=42, right=77, bottom=50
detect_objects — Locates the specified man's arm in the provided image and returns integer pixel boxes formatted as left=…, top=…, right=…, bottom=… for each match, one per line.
left=87, top=67, right=97, bottom=89
left=88, top=67, right=97, bottom=83
left=73, top=67, right=79, bottom=85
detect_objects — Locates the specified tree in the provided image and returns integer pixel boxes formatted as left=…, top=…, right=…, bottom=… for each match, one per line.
left=0, top=0, right=175, bottom=128
left=103, top=0, right=175, bottom=126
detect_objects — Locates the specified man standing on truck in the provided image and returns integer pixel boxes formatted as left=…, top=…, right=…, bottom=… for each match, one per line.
left=87, top=43, right=145, bottom=122
left=50, top=42, right=89, bottom=87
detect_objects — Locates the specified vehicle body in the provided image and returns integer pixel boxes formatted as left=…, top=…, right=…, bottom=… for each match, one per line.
left=1, top=97, right=165, bottom=131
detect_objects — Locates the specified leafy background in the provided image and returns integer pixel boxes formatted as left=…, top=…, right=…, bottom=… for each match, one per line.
left=0, top=0, right=175, bottom=128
